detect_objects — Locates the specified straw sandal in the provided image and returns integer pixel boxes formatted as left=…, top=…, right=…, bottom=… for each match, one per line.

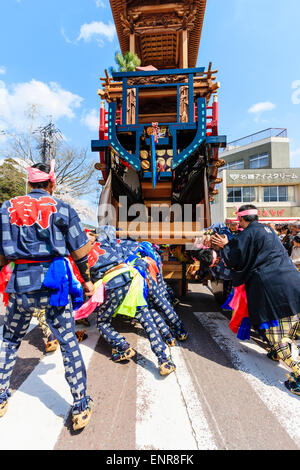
left=176, top=332, right=188, bottom=342
left=285, top=373, right=300, bottom=396
left=266, top=347, right=280, bottom=362
left=45, top=339, right=59, bottom=353
left=76, top=330, right=88, bottom=343
left=0, top=401, right=8, bottom=418
left=159, top=360, right=176, bottom=376
left=166, top=337, right=176, bottom=347
left=0, top=390, right=10, bottom=418
left=72, top=400, right=94, bottom=431
left=111, top=347, right=136, bottom=363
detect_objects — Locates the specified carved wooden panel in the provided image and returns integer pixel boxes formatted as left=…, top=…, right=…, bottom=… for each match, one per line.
left=179, top=85, right=189, bottom=123
left=127, top=88, right=136, bottom=125
left=127, top=74, right=187, bottom=86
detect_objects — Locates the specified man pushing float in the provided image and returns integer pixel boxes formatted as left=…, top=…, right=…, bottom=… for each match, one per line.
left=211, top=205, right=300, bottom=396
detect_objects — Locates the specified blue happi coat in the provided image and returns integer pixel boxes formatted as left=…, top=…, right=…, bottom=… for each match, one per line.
left=0, top=189, right=89, bottom=294
left=88, top=226, right=132, bottom=290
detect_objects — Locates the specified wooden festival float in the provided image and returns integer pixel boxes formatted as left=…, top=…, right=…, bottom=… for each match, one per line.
left=92, top=0, right=227, bottom=295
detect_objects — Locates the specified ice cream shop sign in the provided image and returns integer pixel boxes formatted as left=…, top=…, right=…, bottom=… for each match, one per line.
left=227, top=207, right=300, bottom=219
left=257, top=208, right=286, bottom=217
left=227, top=170, right=300, bottom=184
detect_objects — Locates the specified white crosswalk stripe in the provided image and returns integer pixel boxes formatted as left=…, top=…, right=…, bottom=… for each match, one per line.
left=1, top=310, right=300, bottom=449
left=136, top=332, right=217, bottom=450
left=0, top=325, right=99, bottom=450
left=195, top=311, right=300, bottom=448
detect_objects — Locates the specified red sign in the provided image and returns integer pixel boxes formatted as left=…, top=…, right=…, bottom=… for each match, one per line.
left=8, top=196, right=57, bottom=229
left=88, top=242, right=106, bottom=268
left=257, top=209, right=286, bottom=217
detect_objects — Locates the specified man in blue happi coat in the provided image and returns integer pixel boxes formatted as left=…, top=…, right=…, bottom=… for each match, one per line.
left=86, top=226, right=177, bottom=376
left=0, top=161, right=95, bottom=430
left=212, top=204, right=300, bottom=396
left=118, top=238, right=188, bottom=342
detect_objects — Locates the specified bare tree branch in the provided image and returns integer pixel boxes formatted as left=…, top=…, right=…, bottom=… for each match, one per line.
left=3, top=110, right=97, bottom=198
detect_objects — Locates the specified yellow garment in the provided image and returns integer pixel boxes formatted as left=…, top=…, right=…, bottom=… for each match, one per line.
left=102, top=266, right=131, bottom=284
left=114, top=267, right=147, bottom=318
left=91, top=266, right=131, bottom=301
left=93, top=264, right=147, bottom=319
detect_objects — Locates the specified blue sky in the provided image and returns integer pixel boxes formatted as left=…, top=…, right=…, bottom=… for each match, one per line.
left=0, top=0, right=300, bottom=173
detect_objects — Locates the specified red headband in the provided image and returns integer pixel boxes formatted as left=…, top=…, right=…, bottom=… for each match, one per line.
left=237, top=209, right=258, bottom=218
left=27, top=160, right=56, bottom=183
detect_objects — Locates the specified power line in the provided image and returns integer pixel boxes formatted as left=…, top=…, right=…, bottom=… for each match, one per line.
left=34, top=120, right=63, bottom=163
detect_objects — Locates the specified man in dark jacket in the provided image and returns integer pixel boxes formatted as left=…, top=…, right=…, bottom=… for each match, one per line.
left=211, top=205, right=300, bottom=396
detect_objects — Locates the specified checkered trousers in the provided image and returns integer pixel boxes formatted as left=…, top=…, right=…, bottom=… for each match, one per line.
left=147, top=277, right=185, bottom=335
left=264, top=314, right=300, bottom=377
left=96, top=282, right=168, bottom=363
left=149, top=309, right=172, bottom=340
left=0, top=291, right=87, bottom=404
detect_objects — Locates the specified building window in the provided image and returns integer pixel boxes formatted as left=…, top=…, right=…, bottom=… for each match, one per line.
left=263, top=186, right=294, bottom=202
left=224, top=160, right=245, bottom=170
left=227, top=186, right=256, bottom=203
left=250, top=153, right=269, bottom=169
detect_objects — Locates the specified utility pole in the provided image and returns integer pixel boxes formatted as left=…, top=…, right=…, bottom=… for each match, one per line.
left=35, top=120, right=62, bottom=164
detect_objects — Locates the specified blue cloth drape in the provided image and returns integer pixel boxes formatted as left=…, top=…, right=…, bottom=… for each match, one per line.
left=42, top=257, right=83, bottom=309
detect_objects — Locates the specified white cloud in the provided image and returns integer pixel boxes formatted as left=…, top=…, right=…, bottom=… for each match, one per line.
left=61, top=27, right=75, bottom=45
left=81, top=109, right=99, bottom=132
left=95, top=0, right=106, bottom=6
left=292, top=80, right=300, bottom=105
left=0, top=79, right=83, bottom=133
left=0, top=66, right=6, bottom=75
left=248, top=102, right=276, bottom=114
left=77, top=21, right=116, bottom=44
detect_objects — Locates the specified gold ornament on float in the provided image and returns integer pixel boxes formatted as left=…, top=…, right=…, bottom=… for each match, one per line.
left=140, top=150, right=149, bottom=160
left=166, top=157, right=172, bottom=168
left=146, top=127, right=153, bottom=136
left=141, top=160, right=150, bottom=170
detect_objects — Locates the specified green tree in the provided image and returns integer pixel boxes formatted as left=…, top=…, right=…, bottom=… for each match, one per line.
left=110, top=51, right=141, bottom=73
left=0, top=159, right=26, bottom=204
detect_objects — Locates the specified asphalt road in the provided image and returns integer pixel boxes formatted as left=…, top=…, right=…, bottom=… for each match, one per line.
left=0, top=284, right=300, bottom=450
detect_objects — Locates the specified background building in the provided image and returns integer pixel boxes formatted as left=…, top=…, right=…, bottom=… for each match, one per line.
left=211, top=128, right=300, bottom=224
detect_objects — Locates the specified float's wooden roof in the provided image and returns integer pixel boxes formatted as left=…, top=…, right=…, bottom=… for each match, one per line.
left=109, top=0, right=207, bottom=69
left=98, top=64, right=220, bottom=104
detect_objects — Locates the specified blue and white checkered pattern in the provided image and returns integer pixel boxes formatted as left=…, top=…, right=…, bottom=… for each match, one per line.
left=213, top=255, right=232, bottom=281
left=118, top=238, right=140, bottom=258
left=148, top=308, right=172, bottom=340
left=96, top=283, right=131, bottom=349
left=134, top=308, right=168, bottom=361
left=147, top=277, right=185, bottom=336
left=0, top=189, right=89, bottom=294
left=0, top=291, right=88, bottom=404
left=89, top=231, right=130, bottom=285
left=96, top=282, right=168, bottom=363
